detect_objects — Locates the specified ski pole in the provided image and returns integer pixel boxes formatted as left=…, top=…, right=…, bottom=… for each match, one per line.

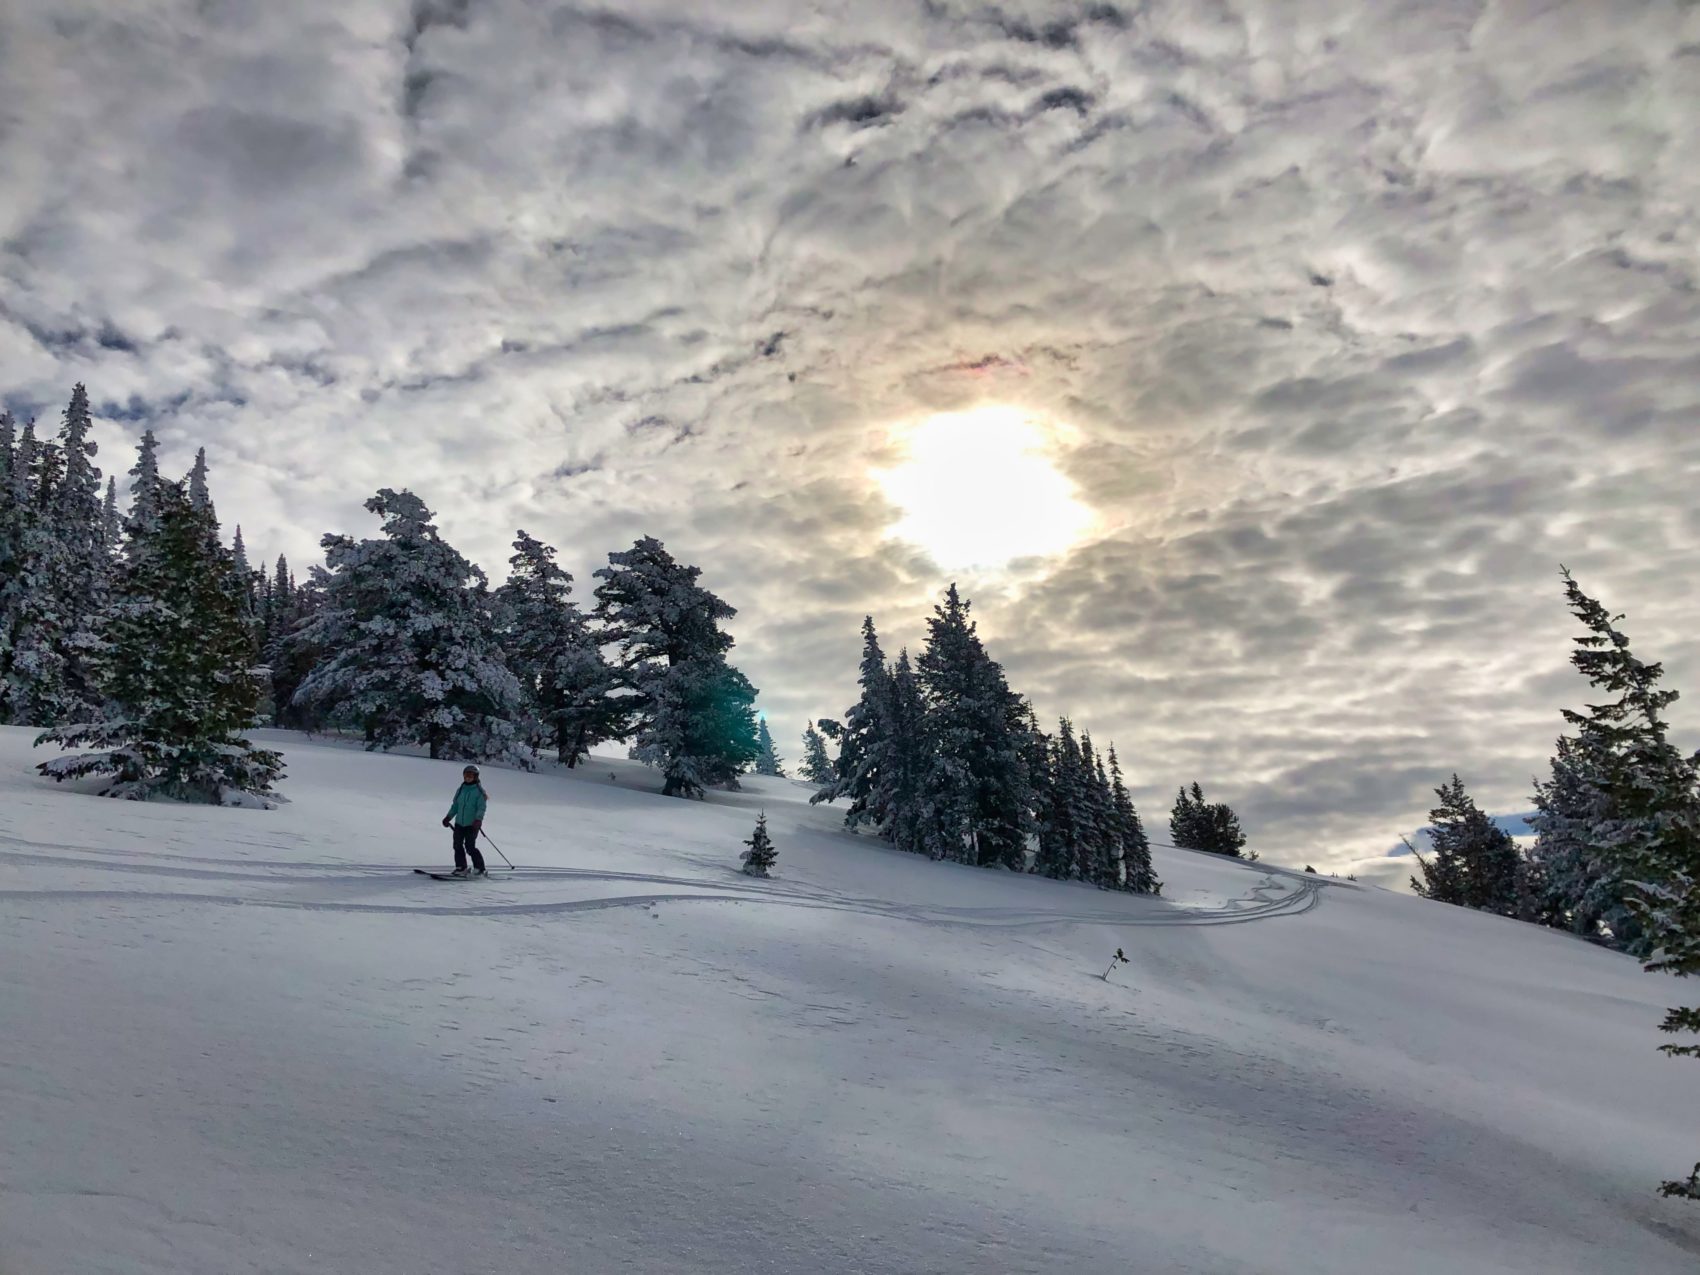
left=479, top=828, right=515, bottom=871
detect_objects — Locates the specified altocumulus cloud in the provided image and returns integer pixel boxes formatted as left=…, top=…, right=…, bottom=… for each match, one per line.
left=1, top=0, right=1696, bottom=877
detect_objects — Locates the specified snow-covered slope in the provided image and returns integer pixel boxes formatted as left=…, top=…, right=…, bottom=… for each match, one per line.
left=1, top=726, right=1696, bottom=1274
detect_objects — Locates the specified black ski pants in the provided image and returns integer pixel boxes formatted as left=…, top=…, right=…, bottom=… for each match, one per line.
left=452, top=822, right=486, bottom=872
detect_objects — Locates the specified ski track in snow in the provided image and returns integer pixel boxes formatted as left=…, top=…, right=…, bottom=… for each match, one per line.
left=0, top=836, right=1323, bottom=928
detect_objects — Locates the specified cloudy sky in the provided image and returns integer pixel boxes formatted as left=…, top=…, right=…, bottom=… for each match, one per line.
left=3, top=0, right=1697, bottom=880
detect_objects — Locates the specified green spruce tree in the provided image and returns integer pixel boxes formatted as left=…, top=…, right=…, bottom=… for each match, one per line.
left=36, top=482, right=282, bottom=803
left=1409, top=775, right=1520, bottom=915
left=740, top=810, right=777, bottom=877
left=754, top=718, right=786, bottom=777
left=1552, top=570, right=1700, bottom=1199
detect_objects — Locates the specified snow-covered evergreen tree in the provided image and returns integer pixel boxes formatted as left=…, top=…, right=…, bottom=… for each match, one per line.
left=880, top=648, right=929, bottom=855
left=740, top=810, right=777, bottom=877
left=0, top=418, right=36, bottom=723
left=292, top=490, right=531, bottom=764
left=1035, top=719, right=1083, bottom=878
left=1170, top=785, right=1203, bottom=851
left=230, top=526, right=252, bottom=595
left=1550, top=570, right=1700, bottom=1199
left=593, top=536, right=757, bottom=797
left=1016, top=708, right=1051, bottom=872
left=1, top=387, right=108, bottom=724
left=812, top=616, right=894, bottom=828
left=47, top=385, right=109, bottom=715
left=1078, top=732, right=1115, bottom=884
left=496, top=530, right=622, bottom=766
left=101, top=478, right=121, bottom=554
left=1171, top=782, right=1249, bottom=858
left=914, top=584, right=1033, bottom=869
left=1109, top=746, right=1159, bottom=893
left=126, top=428, right=164, bottom=541
left=753, top=718, right=785, bottom=777
left=0, top=415, right=20, bottom=704
left=187, top=447, right=212, bottom=513
left=1528, top=736, right=1643, bottom=947
left=35, top=481, right=282, bottom=803
left=1408, top=775, right=1520, bottom=914
left=800, top=720, right=834, bottom=784
left=263, top=554, right=319, bottom=728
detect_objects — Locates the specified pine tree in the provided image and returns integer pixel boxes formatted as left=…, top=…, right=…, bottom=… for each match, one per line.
left=881, top=648, right=928, bottom=855
left=496, top=530, right=622, bottom=766
left=0, top=413, right=20, bottom=720
left=800, top=720, right=834, bottom=784
left=1016, top=707, right=1052, bottom=873
left=1551, top=570, right=1700, bottom=1199
left=593, top=536, right=757, bottom=797
left=264, top=554, right=321, bottom=728
left=126, top=428, right=164, bottom=541
left=740, top=810, right=777, bottom=877
left=49, top=385, right=108, bottom=716
left=0, top=419, right=38, bottom=723
left=187, top=447, right=212, bottom=513
left=1172, top=782, right=1249, bottom=858
left=292, top=490, right=531, bottom=764
left=914, top=585, right=1033, bottom=869
left=2, top=388, right=108, bottom=723
left=1079, top=732, right=1117, bottom=885
left=101, top=478, right=121, bottom=554
left=1528, top=736, right=1643, bottom=947
left=231, top=526, right=252, bottom=591
left=1036, top=719, right=1084, bottom=878
left=1408, top=775, right=1520, bottom=914
left=812, top=616, right=894, bottom=828
left=35, top=481, right=282, bottom=803
left=1109, top=746, right=1158, bottom=893
left=754, top=718, right=785, bottom=777
left=1170, top=785, right=1203, bottom=851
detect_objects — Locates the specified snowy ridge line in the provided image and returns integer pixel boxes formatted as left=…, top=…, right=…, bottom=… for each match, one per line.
left=0, top=873, right=1322, bottom=928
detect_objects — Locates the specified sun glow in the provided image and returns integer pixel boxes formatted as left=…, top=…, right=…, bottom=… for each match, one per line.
left=877, top=407, right=1095, bottom=570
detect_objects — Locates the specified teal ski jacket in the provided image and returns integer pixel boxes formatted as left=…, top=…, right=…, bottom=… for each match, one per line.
left=446, top=782, right=487, bottom=827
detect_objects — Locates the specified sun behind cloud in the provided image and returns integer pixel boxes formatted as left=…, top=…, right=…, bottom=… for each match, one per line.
left=877, top=406, right=1095, bottom=570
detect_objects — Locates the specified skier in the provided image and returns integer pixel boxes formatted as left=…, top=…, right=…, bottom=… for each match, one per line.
left=441, top=764, right=488, bottom=878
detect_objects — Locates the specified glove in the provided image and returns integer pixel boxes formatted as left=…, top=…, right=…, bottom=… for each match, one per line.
left=470, top=821, right=482, bottom=836
left=442, top=816, right=452, bottom=828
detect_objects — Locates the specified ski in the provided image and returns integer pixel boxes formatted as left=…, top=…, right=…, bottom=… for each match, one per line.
left=414, top=868, right=485, bottom=881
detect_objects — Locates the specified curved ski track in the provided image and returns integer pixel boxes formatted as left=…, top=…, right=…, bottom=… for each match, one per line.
left=0, top=838, right=1324, bottom=931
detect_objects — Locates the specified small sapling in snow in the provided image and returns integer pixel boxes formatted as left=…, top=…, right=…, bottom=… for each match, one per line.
left=740, top=811, right=777, bottom=877
left=1102, top=948, right=1130, bottom=981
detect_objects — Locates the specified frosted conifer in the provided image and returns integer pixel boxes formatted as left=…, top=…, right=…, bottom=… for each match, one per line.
left=754, top=718, right=785, bottom=776
left=126, top=429, right=164, bottom=541
left=496, top=530, right=621, bottom=766
left=1409, top=776, right=1520, bottom=915
left=1109, top=746, right=1158, bottom=893
left=740, top=811, right=777, bottom=877
left=914, top=584, right=1033, bottom=869
left=293, top=490, right=531, bottom=764
left=800, top=720, right=834, bottom=784
left=1551, top=570, right=1700, bottom=1199
left=812, top=616, right=894, bottom=827
left=35, top=481, right=282, bottom=803
left=593, top=536, right=757, bottom=797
